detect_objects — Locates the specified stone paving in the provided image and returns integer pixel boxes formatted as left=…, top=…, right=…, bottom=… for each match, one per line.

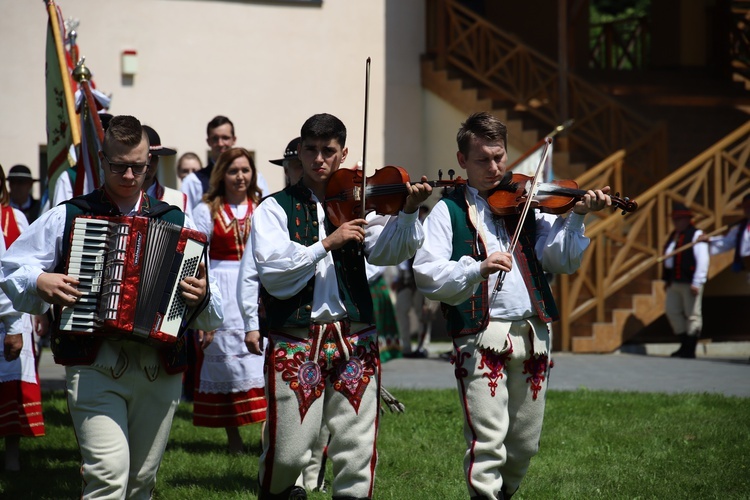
left=38, top=342, right=750, bottom=397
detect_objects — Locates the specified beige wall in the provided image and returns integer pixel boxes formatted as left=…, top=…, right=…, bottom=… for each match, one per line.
left=0, top=0, right=430, bottom=198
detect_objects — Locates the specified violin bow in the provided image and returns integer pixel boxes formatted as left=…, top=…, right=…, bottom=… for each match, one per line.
left=491, top=137, right=553, bottom=299
left=360, top=57, right=371, bottom=221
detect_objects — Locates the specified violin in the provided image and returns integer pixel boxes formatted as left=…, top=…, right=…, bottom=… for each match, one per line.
left=486, top=173, right=638, bottom=216
left=325, top=166, right=466, bottom=227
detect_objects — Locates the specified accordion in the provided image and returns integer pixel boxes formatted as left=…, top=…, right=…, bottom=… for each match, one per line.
left=56, top=215, right=208, bottom=345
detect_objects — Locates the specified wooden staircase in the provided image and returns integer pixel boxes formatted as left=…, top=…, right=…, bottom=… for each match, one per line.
left=561, top=124, right=750, bottom=352
left=421, top=58, right=585, bottom=179
left=422, top=0, right=750, bottom=352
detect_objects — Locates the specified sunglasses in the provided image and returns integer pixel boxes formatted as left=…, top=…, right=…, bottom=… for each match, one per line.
left=101, top=153, right=150, bottom=175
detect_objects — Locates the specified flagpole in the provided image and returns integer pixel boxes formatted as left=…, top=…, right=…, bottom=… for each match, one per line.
left=46, top=0, right=80, bottom=146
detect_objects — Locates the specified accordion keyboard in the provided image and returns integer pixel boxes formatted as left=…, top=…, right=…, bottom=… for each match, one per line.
left=59, top=218, right=129, bottom=332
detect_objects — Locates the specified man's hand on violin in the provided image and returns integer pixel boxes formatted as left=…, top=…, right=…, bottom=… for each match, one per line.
left=572, top=186, right=612, bottom=215
left=323, top=218, right=368, bottom=251
left=480, top=251, right=512, bottom=279
left=402, top=176, right=433, bottom=214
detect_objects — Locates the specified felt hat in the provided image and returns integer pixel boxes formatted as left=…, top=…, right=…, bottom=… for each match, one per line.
left=7, top=164, right=38, bottom=182
left=670, top=202, right=692, bottom=219
left=270, top=137, right=300, bottom=166
left=143, top=125, right=176, bottom=156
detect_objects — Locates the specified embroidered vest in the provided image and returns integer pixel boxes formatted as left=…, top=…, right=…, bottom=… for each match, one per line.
left=441, top=187, right=559, bottom=337
left=50, top=188, right=188, bottom=373
left=663, top=225, right=698, bottom=284
left=259, top=183, right=373, bottom=329
left=208, top=204, right=252, bottom=262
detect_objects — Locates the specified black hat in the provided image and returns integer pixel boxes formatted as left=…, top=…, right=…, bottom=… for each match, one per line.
left=670, top=202, right=692, bottom=219
left=7, top=164, right=38, bottom=182
left=270, top=137, right=301, bottom=166
left=143, top=125, right=176, bottom=156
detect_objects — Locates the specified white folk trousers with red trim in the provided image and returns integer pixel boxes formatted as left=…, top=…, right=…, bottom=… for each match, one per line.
left=452, top=318, right=551, bottom=499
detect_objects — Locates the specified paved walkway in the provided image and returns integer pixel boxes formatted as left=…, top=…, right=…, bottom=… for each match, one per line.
left=38, top=342, right=750, bottom=398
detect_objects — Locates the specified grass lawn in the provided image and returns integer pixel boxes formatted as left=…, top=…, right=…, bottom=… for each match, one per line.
left=1, top=389, right=748, bottom=499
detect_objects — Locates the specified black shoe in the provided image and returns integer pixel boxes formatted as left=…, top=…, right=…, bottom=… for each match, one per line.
left=404, top=348, right=428, bottom=359
left=439, top=350, right=453, bottom=361
left=670, top=334, right=687, bottom=357
left=289, top=486, right=308, bottom=500
left=679, top=336, right=698, bottom=359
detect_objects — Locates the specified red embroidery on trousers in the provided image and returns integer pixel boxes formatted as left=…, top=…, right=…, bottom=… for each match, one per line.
left=478, top=348, right=512, bottom=397
left=331, top=337, right=378, bottom=414
left=274, top=347, right=324, bottom=422
left=523, top=353, right=549, bottom=400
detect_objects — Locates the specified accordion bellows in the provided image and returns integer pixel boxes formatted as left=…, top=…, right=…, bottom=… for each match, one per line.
left=57, top=215, right=208, bottom=345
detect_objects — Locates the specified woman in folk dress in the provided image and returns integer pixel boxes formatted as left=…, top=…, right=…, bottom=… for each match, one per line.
left=191, top=148, right=266, bottom=453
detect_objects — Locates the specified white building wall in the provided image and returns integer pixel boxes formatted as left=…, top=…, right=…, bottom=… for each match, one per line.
left=0, top=0, right=412, bottom=197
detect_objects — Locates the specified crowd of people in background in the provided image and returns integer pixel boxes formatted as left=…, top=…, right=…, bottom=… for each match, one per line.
left=0, top=109, right=747, bottom=500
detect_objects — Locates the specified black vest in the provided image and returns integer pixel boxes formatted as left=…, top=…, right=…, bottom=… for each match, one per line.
left=50, top=189, right=189, bottom=373
left=259, top=183, right=373, bottom=329
left=441, top=187, right=559, bottom=337
left=663, top=225, right=698, bottom=284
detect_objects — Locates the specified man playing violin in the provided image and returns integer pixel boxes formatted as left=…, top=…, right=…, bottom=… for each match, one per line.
left=249, top=113, right=431, bottom=499
left=412, top=111, right=611, bottom=500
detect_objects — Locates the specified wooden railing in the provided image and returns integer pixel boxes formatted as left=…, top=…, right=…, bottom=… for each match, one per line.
left=557, top=121, right=750, bottom=351
left=730, top=1, right=750, bottom=88
left=425, top=0, right=667, bottom=196
left=589, top=16, right=649, bottom=70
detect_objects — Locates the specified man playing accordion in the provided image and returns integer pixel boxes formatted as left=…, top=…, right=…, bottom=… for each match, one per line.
left=0, top=115, right=223, bottom=498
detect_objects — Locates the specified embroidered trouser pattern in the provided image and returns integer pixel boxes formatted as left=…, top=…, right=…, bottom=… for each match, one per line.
left=452, top=320, right=551, bottom=499
left=259, top=323, right=380, bottom=498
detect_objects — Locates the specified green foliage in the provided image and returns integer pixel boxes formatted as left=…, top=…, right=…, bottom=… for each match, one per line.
left=1, top=389, right=749, bottom=499
left=591, top=0, right=651, bottom=23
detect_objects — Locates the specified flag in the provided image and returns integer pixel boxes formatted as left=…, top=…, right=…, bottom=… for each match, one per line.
left=510, top=138, right=554, bottom=182
left=44, top=0, right=80, bottom=201
left=74, top=79, right=104, bottom=196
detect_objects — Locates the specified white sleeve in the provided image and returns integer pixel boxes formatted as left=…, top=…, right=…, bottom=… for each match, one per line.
left=181, top=172, right=204, bottom=212
left=0, top=206, right=67, bottom=315
left=709, top=226, right=739, bottom=255
left=237, top=231, right=260, bottom=332
left=191, top=203, right=213, bottom=241
left=536, top=212, right=590, bottom=274
left=413, top=200, right=485, bottom=305
left=692, top=230, right=710, bottom=287
left=0, top=236, right=24, bottom=335
left=364, top=209, right=425, bottom=267
left=182, top=214, right=224, bottom=331
left=251, top=198, right=327, bottom=300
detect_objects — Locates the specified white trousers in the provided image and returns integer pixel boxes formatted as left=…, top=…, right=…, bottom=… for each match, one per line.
left=453, top=318, right=551, bottom=499
left=665, top=282, right=703, bottom=337
left=260, top=323, right=380, bottom=498
left=66, top=342, right=182, bottom=499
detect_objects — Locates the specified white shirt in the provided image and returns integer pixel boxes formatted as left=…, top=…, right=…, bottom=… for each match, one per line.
left=0, top=197, right=223, bottom=333
left=709, top=223, right=750, bottom=258
left=664, top=229, right=710, bottom=287
left=182, top=169, right=269, bottom=218
left=237, top=225, right=260, bottom=332
left=0, top=215, right=24, bottom=336
left=251, top=188, right=424, bottom=324
left=413, top=185, right=589, bottom=321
